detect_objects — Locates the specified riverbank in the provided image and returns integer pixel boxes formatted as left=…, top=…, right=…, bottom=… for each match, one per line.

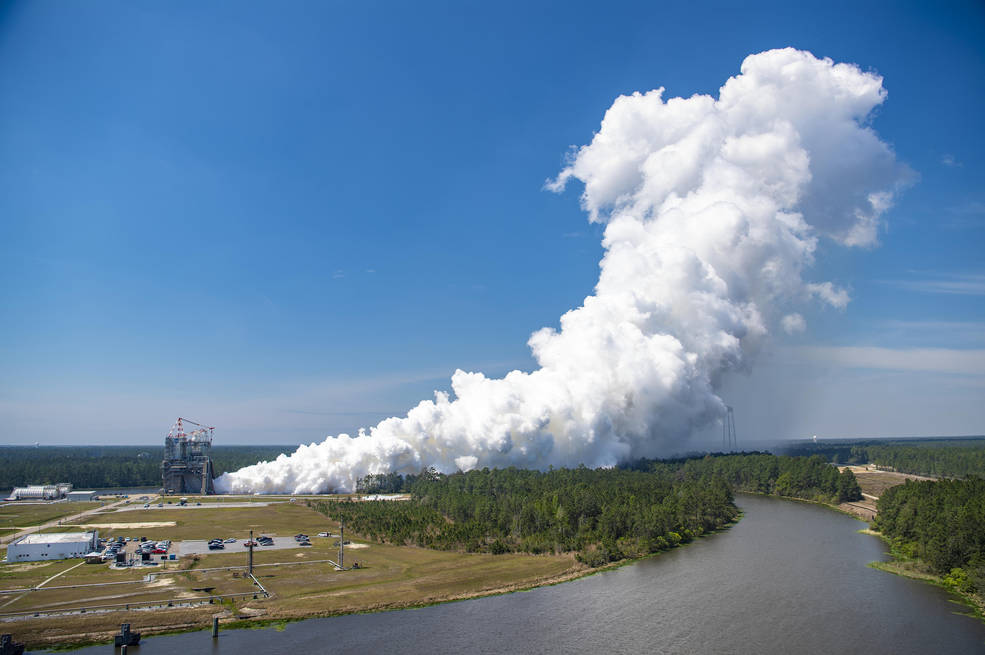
left=859, top=528, right=985, bottom=624
left=8, top=513, right=742, bottom=651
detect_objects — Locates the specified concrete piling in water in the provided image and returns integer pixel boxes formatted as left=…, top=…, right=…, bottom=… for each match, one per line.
left=121, top=646, right=126, bottom=655
left=212, top=616, right=219, bottom=638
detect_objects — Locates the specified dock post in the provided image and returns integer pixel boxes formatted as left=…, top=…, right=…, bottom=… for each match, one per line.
left=121, top=646, right=127, bottom=655
left=212, top=616, right=219, bottom=638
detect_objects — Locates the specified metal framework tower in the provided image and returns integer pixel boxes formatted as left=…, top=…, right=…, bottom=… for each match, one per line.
left=161, top=417, right=216, bottom=495
left=722, top=406, right=737, bottom=451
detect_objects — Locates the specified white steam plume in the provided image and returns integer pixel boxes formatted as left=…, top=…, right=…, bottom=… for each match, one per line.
left=216, top=48, right=904, bottom=494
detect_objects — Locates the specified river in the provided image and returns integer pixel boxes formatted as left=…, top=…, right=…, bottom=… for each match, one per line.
left=32, top=494, right=985, bottom=654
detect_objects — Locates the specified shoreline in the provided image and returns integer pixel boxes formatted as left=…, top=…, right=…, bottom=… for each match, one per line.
left=858, top=528, right=985, bottom=625
left=21, top=517, right=743, bottom=651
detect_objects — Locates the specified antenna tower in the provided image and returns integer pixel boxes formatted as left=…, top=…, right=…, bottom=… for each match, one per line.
left=722, top=406, right=737, bottom=451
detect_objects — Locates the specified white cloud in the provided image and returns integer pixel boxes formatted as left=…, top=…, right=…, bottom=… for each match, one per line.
left=941, top=154, right=961, bottom=167
left=884, top=273, right=985, bottom=296
left=781, top=313, right=807, bottom=334
left=217, top=48, right=909, bottom=494
left=806, top=282, right=851, bottom=308
left=792, top=345, right=985, bottom=375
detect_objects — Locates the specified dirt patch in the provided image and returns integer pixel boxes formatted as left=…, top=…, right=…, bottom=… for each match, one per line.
left=839, top=501, right=877, bottom=521
left=0, top=562, right=51, bottom=573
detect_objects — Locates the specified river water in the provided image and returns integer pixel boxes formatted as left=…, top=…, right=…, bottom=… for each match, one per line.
left=34, top=494, right=985, bottom=654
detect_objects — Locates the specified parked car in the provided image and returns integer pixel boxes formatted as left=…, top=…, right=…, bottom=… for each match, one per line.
left=243, top=541, right=257, bottom=547
left=208, top=543, right=224, bottom=550
left=224, top=538, right=236, bottom=543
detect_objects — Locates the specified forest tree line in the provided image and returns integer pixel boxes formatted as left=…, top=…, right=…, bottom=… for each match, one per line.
left=317, top=464, right=738, bottom=565
left=781, top=438, right=985, bottom=478
left=874, top=477, right=985, bottom=595
left=632, top=453, right=862, bottom=504
left=852, top=442, right=985, bottom=478
left=0, top=446, right=290, bottom=490
left=317, top=453, right=861, bottom=565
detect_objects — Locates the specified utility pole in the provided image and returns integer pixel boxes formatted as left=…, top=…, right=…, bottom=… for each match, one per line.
left=248, top=529, right=254, bottom=576
left=338, top=521, right=344, bottom=570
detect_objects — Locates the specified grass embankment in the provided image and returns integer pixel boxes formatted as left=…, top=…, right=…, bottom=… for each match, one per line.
left=860, top=528, right=985, bottom=623
left=1, top=500, right=584, bottom=650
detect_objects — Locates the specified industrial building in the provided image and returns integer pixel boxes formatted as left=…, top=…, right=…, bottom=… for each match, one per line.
left=6, top=532, right=98, bottom=562
left=66, top=490, right=98, bottom=502
left=161, top=417, right=216, bottom=495
left=5, top=483, right=73, bottom=501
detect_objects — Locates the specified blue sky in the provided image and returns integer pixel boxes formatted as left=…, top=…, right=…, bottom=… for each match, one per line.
left=1, top=1, right=983, bottom=446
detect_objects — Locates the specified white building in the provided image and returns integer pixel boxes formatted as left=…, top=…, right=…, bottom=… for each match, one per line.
left=66, top=490, right=98, bottom=502
left=5, top=483, right=73, bottom=501
left=7, top=485, right=60, bottom=501
left=5, top=532, right=98, bottom=562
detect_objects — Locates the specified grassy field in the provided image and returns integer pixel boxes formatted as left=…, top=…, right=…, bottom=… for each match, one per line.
left=0, top=502, right=105, bottom=532
left=0, top=499, right=583, bottom=650
left=85, top=502, right=333, bottom=541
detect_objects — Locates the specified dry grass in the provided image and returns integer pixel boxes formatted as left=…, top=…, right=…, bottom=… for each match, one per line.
left=0, top=502, right=105, bottom=531
left=0, top=500, right=582, bottom=649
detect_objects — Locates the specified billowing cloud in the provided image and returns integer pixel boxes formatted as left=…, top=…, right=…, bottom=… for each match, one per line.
left=781, top=313, right=807, bottom=334
left=216, top=48, right=905, bottom=494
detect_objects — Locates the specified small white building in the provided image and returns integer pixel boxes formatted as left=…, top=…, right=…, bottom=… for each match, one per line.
left=6, top=532, right=98, bottom=562
left=66, top=490, right=98, bottom=502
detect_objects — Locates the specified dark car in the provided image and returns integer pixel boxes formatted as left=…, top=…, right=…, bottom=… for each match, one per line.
left=208, top=543, right=225, bottom=550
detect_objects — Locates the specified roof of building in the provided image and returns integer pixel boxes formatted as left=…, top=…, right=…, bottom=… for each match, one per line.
left=15, top=532, right=94, bottom=545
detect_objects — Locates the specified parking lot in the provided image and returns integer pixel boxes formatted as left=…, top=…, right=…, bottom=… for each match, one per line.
left=115, top=501, right=280, bottom=512
left=176, top=536, right=321, bottom=556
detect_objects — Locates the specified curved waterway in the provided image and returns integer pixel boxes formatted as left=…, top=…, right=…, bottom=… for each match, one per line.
left=40, top=494, right=985, bottom=654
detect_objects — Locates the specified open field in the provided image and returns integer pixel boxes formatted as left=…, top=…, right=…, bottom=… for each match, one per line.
left=0, top=498, right=583, bottom=650
left=838, top=466, right=936, bottom=498
left=836, top=466, right=939, bottom=520
left=0, top=502, right=105, bottom=532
